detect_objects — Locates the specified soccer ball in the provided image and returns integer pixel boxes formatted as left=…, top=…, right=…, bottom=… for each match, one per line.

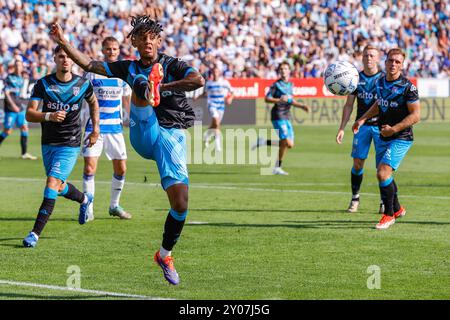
left=324, top=61, right=359, bottom=96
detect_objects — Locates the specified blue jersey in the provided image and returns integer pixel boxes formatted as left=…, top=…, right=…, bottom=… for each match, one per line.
left=103, top=53, right=197, bottom=129
left=4, top=73, right=26, bottom=112
left=354, top=71, right=384, bottom=126
left=30, top=73, right=94, bottom=147
left=266, top=79, right=293, bottom=121
left=84, top=72, right=130, bottom=134
left=376, top=75, right=419, bottom=141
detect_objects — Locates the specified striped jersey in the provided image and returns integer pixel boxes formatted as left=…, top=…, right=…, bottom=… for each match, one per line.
left=84, top=73, right=130, bottom=134
left=206, top=78, right=232, bottom=110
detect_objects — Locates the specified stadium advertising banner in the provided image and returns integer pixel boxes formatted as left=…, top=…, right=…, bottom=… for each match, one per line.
left=1, top=78, right=449, bottom=126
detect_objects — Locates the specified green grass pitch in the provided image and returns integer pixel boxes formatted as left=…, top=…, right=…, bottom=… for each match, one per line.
left=0, top=123, right=449, bottom=299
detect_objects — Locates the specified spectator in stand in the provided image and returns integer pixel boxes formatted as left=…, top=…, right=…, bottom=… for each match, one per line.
left=0, top=0, right=448, bottom=81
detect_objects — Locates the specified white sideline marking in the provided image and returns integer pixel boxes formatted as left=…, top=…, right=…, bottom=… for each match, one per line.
left=0, top=279, right=172, bottom=300
left=1, top=176, right=450, bottom=200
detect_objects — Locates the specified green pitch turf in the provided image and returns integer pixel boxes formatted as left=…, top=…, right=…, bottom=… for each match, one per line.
left=0, top=123, right=449, bottom=300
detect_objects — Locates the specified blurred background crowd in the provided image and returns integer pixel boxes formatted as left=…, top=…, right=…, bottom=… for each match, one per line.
left=0, top=0, right=449, bottom=81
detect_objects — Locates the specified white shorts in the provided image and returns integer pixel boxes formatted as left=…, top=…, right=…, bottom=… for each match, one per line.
left=208, top=106, right=225, bottom=122
left=82, top=133, right=127, bottom=160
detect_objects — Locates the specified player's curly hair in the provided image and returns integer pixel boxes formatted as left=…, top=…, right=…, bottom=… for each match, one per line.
left=127, top=15, right=163, bottom=39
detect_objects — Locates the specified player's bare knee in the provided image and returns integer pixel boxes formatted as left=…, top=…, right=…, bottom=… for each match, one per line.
left=377, top=167, right=391, bottom=182
left=4, top=128, right=12, bottom=135
left=353, top=159, right=365, bottom=171
left=172, top=201, right=188, bottom=214
left=46, top=176, right=62, bottom=190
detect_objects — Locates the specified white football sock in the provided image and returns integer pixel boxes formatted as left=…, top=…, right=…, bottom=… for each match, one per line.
left=203, top=129, right=214, bottom=143
left=215, top=130, right=222, bottom=151
left=83, top=174, right=95, bottom=196
left=159, top=247, right=171, bottom=259
left=110, top=174, right=125, bottom=209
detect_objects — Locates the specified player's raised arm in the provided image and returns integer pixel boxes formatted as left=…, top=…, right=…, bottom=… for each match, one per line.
left=49, top=23, right=108, bottom=76
left=352, top=100, right=379, bottom=134
left=336, top=95, right=356, bottom=144
left=160, top=70, right=205, bottom=92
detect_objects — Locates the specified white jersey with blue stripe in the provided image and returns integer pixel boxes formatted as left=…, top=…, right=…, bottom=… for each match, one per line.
left=206, top=78, right=232, bottom=110
left=84, top=72, right=131, bottom=134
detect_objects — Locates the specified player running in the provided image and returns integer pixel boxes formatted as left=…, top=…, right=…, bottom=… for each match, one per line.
left=22, top=46, right=99, bottom=247
left=353, top=48, right=420, bottom=230
left=50, top=15, right=205, bottom=285
left=82, top=36, right=132, bottom=221
left=253, top=61, right=309, bottom=175
left=202, top=65, right=233, bottom=152
left=336, top=45, right=384, bottom=213
left=0, top=59, right=37, bottom=160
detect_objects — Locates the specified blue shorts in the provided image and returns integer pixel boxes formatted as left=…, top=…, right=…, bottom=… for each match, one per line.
left=4, top=111, right=28, bottom=129
left=42, top=145, right=80, bottom=182
left=376, top=139, right=413, bottom=171
left=272, top=119, right=294, bottom=142
left=351, top=125, right=382, bottom=165
left=129, top=104, right=188, bottom=190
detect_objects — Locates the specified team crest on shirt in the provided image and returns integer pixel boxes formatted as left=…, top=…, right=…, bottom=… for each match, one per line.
left=49, top=85, right=60, bottom=92
left=73, top=87, right=80, bottom=96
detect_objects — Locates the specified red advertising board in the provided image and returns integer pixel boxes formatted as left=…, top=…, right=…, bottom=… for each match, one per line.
left=228, top=78, right=417, bottom=99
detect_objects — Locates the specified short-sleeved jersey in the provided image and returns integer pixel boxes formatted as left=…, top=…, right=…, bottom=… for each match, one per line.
left=30, top=73, right=94, bottom=147
left=4, top=73, right=26, bottom=112
left=206, top=78, right=232, bottom=110
left=266, top=79, right=293, bottom=121
left=376, top=75, right=419, bottom=141
left=103, top=53, right=197, bottom=129
left=354, top=71, right=384, bottom=126
left=84, top=72, right=130, bottom=134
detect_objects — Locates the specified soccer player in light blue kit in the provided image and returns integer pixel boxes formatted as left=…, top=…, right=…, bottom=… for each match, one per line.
left=50, top=16, right=205, bottom=285
left=336, top=45, right=384, bottom=213
left=82, top=36, right=132, bottom=221
left=23, top=46, right=100, bottom=247
left=353, top=48, right=420, bottom=230
left=253, top=61, right=309, bottom=175
left=0, top=59, right=37, bottom=160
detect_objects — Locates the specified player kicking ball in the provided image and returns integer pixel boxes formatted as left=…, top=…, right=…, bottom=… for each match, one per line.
left=336, top=46, right=384, bottom=213
left=253, top=61, right=309, bottom=175
left=23, top=46, right=99, bottom=247
left=50, top=16, right=205, bottom=285
left=353, top=48, right=420, bottom=230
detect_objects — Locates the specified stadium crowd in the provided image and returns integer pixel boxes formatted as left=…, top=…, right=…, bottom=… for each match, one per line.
left=0, top=0, right=449, bottom=81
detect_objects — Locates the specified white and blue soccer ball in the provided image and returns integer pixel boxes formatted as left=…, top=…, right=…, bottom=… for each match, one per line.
left=324, top=61, right=359, bottom=96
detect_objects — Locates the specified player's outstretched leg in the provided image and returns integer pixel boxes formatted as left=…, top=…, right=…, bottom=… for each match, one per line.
left=154, top=184, right=188, bottom=285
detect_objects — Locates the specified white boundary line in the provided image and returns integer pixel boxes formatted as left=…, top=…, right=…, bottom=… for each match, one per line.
left=0, top=279, right=172, bottom=300
left=1, top=176, right=450, bottom=200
